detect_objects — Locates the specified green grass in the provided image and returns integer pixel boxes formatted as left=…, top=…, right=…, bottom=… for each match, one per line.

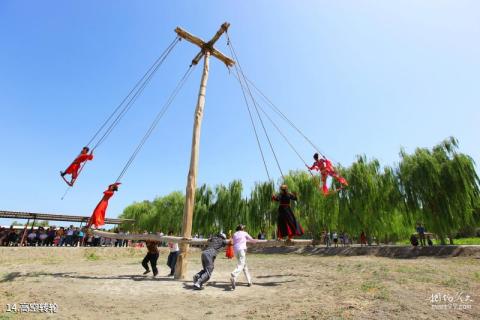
left=361, top=280, right=389, bottom=300
left=453, top=237, right=480, bottom=245
left=397, top=237, right=480, bottom=245
left=3, top=291, right=14, bottom=298
left=0, top=313, right=16, bottom=320
left=85, top=251, right=100, bottom=261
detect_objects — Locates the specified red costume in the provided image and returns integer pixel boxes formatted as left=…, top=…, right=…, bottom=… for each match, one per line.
left=226, top=243, right=234, bottom=259
left=89, top=183, right=120, bottom=228
left=308, top=158, right=348, bottom=195
left=62, top=152, right=94, bottom=186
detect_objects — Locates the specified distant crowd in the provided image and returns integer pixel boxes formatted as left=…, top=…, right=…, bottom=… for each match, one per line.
left=0, top=226, right=130, bottom=247
left=0, top=223, right=433, bottom=247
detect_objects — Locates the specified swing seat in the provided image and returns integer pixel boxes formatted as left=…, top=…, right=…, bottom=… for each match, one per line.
left=60, top=172, right=74, bottom=187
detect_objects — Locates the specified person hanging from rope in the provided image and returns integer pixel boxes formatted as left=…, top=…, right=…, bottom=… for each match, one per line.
left=307, top=153, right=348, bottom=195
left=272, top=184, right=304, bottom=241
left=60, top=147, right=94, bottom=186
left=89, top=183, right=120, bottom=228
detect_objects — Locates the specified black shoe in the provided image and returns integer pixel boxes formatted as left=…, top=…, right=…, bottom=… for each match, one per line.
left=247, top=282, right=252, bottom=287
left=193, top=282, right=203, bottom=290
left=143, top=270, right=150, bottom=275
left=193, top=274, right=199, bottom=283
left=153, top=271, right=158, bottom=277
left=60, top=171, right=65, bottom=177
left=168, top=273, right=174, bottom=277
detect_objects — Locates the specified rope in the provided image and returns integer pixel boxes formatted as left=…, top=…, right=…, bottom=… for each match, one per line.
left=88, top=36, right=180, bottom=150
left=231, top=61, right=271, bottom=181
left=226, top=32, right=285, bottom=180
left=115, top=65, right=195, bottom=182
left=231, top=73, right=309, bottom=166
left=231, top=74, right=319, bottom=181
left=244, top=76, right=328, bottom=159
left=60, top=186, right=70, bottom=200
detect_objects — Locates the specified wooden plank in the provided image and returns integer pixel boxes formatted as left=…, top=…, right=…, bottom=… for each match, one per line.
left=0, top=210, right=134, bottom=225
left=209, top=47, right=235, bottom=67
left=175, top=27, right=205, bottom=48
left=175, top=26, right=235, bottom=67
left=92, top=230, right=315, bottom=247
left=92, top=230, right=208, bottom=244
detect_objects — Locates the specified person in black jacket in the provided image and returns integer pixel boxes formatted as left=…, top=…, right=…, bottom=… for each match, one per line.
left=272, top=184, right=304, bottom=240
left=193, top=233, right=228, bottom=290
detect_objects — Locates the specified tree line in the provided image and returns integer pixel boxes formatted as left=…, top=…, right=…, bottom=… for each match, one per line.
left=120, top=137, right=479, bottom=244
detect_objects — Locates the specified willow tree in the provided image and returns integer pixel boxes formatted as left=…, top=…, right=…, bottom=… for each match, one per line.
left=192, top=184, right=214, bottom=236
left=283, top=171, right=338, bottom=239
left=120, top=200, right=154, bottom=232
left=398, top=137, right=480, bottom=244
left=148, top=192, right=184, bottom=233
left=211, top=180, right=246, bottom=234
left=248, top=181, right=276, bottom=238
left=337, top=156, right=406, bottom=243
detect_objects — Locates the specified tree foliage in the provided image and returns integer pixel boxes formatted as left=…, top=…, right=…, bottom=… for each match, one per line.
left=119, top=137, right=479, bottom=242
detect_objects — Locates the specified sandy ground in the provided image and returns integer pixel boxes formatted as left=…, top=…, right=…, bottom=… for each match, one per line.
left=0, top=247, right=479, bottom=320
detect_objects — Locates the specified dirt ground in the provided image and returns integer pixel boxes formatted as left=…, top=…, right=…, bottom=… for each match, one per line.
left=0, top=247, right=479, bottom=320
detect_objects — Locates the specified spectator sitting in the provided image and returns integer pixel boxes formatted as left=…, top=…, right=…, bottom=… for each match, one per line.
left=410, top=234, right=419, bottom=247
left=39, top=230, right=48, bottom=245
left=27, top=230, right=37, bottom=246
left=257, top=230, right=266, bottom=240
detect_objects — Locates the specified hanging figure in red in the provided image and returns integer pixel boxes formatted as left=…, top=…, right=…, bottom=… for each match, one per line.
left=89, top=183, right=120, bottom=228
left=307, top=153, right=348, bottom=195
left=60, top=147, right=94, bottom=186
left=272, top=184, right=304, bottom=241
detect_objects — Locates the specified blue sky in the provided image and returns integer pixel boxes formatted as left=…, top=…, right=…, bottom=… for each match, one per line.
left=1, top=1, right=478, bottom=226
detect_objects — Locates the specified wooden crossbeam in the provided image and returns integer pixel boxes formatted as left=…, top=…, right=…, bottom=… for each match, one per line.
left=175, top=22, right=235, bottom=67
left=0, top=210, right=134, bottom=225
left=92, top=230, right=315, bottom=247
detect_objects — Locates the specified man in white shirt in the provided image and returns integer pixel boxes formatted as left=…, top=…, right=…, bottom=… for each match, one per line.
left=230, top=224, right=256, bottom=290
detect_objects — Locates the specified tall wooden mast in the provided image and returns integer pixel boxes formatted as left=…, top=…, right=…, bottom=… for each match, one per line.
left=174, top=23, right=235, bottom=279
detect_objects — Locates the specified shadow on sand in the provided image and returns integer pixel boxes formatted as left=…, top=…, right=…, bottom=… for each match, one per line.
left=182, top=279, right=294, bottom=291
left=0, top=271, right=177, bottom=283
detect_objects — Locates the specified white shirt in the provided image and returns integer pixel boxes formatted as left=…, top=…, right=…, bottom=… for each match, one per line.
left=233, top=231, right=254, bottom=253
left=168, top=242, right=179, bottom=252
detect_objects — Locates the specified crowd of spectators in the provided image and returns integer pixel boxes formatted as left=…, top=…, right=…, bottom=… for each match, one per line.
left=0, top=225, right=130, bottom=247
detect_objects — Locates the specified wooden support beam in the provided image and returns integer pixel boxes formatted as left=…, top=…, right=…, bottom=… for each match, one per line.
left=175, top=23, right=235, bottom=67
left=92, top=230, right=315, bottom=247
left=19, top=218, right=30, bottom=246
left=175, top=51, right=211, bottom=280
left=172, top=23, right=236, bottom=280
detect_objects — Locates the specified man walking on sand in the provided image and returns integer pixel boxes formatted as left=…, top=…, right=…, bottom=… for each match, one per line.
left=230, top=224, right=257, bottom=290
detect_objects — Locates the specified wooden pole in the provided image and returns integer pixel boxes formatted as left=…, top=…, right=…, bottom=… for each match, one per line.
left=19, top=218, right=30, bottom=246
left=175, top=51, right=210, bottom=280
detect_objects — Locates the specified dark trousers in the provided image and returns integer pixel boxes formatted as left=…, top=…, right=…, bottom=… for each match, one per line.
left=194, top=250, right=215, bottom=286
left=419, top=233, right=426, bottom=246
left=142, top=253, right=159, bottom=274
left=167, top=251, right=179, bottom=275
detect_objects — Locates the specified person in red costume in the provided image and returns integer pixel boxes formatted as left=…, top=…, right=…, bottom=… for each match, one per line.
left=307, top=153, right=348, bottom=195
left=61, top=147, right=94, bottom=186
left=89, top=183, right=120, bottom=228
